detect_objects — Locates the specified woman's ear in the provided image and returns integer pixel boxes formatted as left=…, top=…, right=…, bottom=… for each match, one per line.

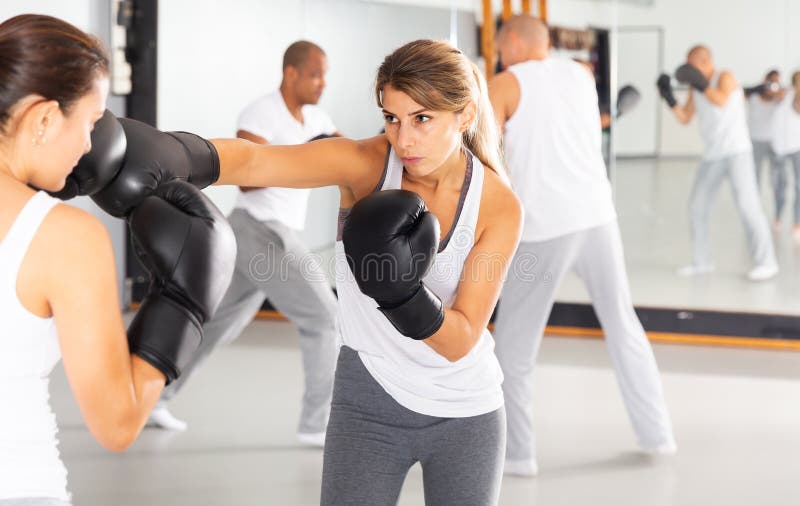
left=459, top=101, right=477, bottom=133
left=26, top=98, right=61, bottom=143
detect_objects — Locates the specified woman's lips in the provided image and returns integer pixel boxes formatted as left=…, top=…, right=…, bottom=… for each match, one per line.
left=401, top=156, right=423, bottom=165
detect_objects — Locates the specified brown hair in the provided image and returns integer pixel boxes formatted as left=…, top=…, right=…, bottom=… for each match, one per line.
left=0, top=14, right=108, bottom=131
left=374, top=39, right=505, bottom=180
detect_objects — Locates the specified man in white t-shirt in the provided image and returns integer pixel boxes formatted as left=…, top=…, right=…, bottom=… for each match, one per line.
left=149, top=41, right=341, bottom=446
left=489, top=15, right=676, bottom=477
left=658, top=45, right=778, bottom=281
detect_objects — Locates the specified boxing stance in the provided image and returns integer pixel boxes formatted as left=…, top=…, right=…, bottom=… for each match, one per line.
left=745, top=70, right=785, bottom=220
left=71, top=38, right=522, bottom=504
left=488, top=15, right=676, bottom=477
left=0, top=15, right=233, bottom=504
left=213, top=39, right=519, bottom=506
left=151, top=41, right=341, bottom=440
left=658, top=46, right=778, bottom=281
left=770, top=71, right=800, bottom=240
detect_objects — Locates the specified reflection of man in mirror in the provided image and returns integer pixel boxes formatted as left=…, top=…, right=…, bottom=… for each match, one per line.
left=148, top=41, right=341, bottom=445
left=659, top=45, right=778, bottom=281
left=488, top=14, right=676, bottom=478
left=745, top=70, right=785, bottom=225
left=769, top=71, right=800, bottom=241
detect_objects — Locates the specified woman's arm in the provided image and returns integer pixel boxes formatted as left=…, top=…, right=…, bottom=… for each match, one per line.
left=44, top=205, right=164, bottom=452
left=424, top=175, right=523, bottom=362
left=212, top=135, right=384, bottom=191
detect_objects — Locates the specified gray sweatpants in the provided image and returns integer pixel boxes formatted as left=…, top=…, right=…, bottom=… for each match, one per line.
left=777, top=151, right=800, bottom=224
left=321, top=347, right=505, bottom=506
left=494, top=223, right=675, bottom=463
left=753, top=140, right=789, bottom=222
left=162, top=209, right=338, bottom=435
left=690, top=151, right=776, bottom=267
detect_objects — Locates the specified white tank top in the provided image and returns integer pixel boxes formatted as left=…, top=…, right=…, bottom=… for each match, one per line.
left=770, top=90, right=800, bottom=157
left=695, top=73, right=752, bottom=160
left=748, top=94, right=779, bottom=142
left=334, top=148, right=504, bottom=418
left=0, top=192, right=69, bottom=501
left=504, top=58, right=616, bottom=242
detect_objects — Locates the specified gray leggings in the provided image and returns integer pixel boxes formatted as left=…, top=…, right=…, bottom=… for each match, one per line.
left=321, top=347, right=505, bottom=506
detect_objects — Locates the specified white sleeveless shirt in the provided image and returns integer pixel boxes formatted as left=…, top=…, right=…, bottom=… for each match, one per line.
left=334, top=148, right=504, bottom=418
left=694, top=73, right=752, bottom=160
left=748, top=94, right=779, bottom=142
left=770, top=90, right=800, bottom=157
left=0, top=192, right=69, bottom=501
left=504, top=58, right=616, bottom=242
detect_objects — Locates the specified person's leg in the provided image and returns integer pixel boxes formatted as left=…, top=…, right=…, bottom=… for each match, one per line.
left=321, top=347, right=415, bottom=506
left=685, top=159, right=727, bottom=272
left=752, top=140, right=768, bottom=189
left=726, top=152, right=778, bottom=276
left=790, top=152, right=800, bottom=239
left=256, top=221, right=338, bottom=438
left=419, top=407, right=506, bottom=506
left=493, top=236, right=580, bottom=474
left=770, top=149, right=788, bottom=223
left=574, top=223, right=676, bottom=451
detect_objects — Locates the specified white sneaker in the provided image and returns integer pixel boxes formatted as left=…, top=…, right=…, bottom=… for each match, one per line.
left=503, top=458, right=539, bottom=477
left=296, top=431, right=326, bottom=448
left=747, top=263, right=779, bottom=281
left=676, top=264, right=715, bottom=277
left=146, top=404, right=188, bottom=432
left=640, top=441, right=677, bottom=456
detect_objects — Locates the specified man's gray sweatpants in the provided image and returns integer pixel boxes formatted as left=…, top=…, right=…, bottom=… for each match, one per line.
left=162, top=209, right=338, bottom=435
left=494, top=222, right=675, bottom=464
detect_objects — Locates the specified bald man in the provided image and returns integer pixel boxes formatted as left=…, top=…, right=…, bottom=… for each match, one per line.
left=659, top=46, right=778, bottom=280
left=148, top=41, right=340, bottom=445
left=489, top=15, right=676, bottom=477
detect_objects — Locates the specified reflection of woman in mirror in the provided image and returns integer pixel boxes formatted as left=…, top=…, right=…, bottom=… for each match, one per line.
left=489, top=14, right=676, bottom=477
left=769, top=71, right=800, bottom=241
left=659, top=45, right=779, bottom=281
left=745, top=70, right=785, bottom=208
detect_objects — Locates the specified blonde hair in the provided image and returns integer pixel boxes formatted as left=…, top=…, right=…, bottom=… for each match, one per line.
left=375, top=39, right=506, bottom=182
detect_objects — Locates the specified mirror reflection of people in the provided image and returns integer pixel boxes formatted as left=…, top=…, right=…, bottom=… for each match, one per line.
left=149, top=41, right=341, bottom=446
left=770, top=71, right=800, bottom=241
left=746, top=69, right=785, bottom=226
left=489, top=14, right=676, bottom=477
left=658, top=45, right=778, bottom=281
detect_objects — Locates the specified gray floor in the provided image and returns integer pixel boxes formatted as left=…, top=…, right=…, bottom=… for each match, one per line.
left=556, top=157, right=800, bottom=315
left=49, top=318, right=800, bottom=505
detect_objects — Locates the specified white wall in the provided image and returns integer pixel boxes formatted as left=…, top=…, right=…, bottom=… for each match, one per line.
left=158, top=0, right=476, bottom=252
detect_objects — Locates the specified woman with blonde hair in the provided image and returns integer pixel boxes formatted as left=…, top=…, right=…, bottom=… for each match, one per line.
left=222, top=38, right=520, bottom=506
left=76, top=39, right=521, bottom=505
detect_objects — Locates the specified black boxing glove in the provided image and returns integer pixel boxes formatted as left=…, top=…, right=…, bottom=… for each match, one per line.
left=342, top=189, right=444, bottom=340
left=657, top=74, right=677, bottom=108
left=126, top=181, right=235, bottom=383
left=51, top=109, right=127, bottom=200
left=53, top=109, right=220, bottom=218
left=675, top=63, right=709, bottom=92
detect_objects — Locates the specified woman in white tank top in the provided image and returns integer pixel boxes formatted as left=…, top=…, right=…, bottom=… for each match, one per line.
left=212, top=40, right=522, bottom=505
left=0, top=15, right=197, bottom=504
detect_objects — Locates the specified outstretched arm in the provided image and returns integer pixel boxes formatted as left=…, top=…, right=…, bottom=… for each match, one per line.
left=212, top=135, right=383, bottom=191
